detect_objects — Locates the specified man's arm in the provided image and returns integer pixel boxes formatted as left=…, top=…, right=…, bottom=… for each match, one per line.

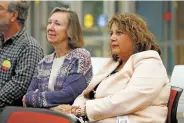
left=0, top=45, right=43, bottom=107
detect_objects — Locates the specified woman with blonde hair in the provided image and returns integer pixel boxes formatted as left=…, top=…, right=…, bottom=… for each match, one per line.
left=53, top=13, right=170, bottom=123
left=22, top=7, right=93, bottom=108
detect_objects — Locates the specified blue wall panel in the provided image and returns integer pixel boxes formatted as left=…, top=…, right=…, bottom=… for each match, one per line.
left=136, top=1, right=164, bottom=41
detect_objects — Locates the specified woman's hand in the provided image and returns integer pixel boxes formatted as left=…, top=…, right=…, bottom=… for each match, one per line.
left=50, top=104, right=72, bottom=114
left=71, top=105, right=80, bottom=115
left=50, top=105, right=81, bottom=115
left=22, top=95, right=26, bottom=107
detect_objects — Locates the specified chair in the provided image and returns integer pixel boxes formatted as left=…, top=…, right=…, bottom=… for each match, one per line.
left=167, top=86, right=183, bottom=123
left=170, top=65, right=184, bottom=113
left=0, top=106, right=77, bottom=123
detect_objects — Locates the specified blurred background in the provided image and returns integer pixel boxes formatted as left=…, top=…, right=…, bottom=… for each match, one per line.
left=26, top=1, right=184, bottom=75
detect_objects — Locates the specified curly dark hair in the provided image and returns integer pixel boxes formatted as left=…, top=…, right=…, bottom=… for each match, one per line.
left=108, top=13, right=161, bottom=61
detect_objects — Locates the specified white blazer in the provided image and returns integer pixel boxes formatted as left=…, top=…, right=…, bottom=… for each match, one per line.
left=73, top=50, right=170, bottom=123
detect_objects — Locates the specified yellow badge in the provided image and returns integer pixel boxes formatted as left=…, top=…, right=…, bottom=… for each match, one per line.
left=2, top=60, right=11, bottom=70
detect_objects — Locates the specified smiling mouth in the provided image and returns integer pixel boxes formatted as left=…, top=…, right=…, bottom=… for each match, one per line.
left=48, top=34, right=56, bottom=36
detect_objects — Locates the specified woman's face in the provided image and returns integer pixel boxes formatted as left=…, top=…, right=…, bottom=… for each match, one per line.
left=47, top=12, right=68, bottom=44
left=110, top=23, right=134, bottom=61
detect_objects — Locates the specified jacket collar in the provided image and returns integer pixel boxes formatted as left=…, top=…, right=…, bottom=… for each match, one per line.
left=83, top=50, right=161, bottom=97
left=83, top=59, right=120, bottom=97
left=43, top=49, right=74, bottom=64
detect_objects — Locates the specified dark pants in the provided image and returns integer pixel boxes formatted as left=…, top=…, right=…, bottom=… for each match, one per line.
left=12, top=97, right=23, bottom=107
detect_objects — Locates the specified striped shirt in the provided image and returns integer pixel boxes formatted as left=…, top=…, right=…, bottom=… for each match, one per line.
left=0, top=27, right=44, bottom=107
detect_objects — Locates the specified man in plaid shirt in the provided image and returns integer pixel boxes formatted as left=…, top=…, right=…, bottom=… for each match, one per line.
left=0, top=1, right=44, bottom=107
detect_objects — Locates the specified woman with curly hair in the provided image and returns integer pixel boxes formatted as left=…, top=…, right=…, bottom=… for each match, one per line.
left=53, top=13, right=170, bottom=123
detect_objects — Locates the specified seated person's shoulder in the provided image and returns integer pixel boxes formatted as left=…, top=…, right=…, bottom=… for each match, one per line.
left=133, top=50, right=162, bottom=65
left=70, top=48, right=91, bottom=58
left=26, top=36, right=42, bottom=48
left=19, top=34, right=42, bottom=51
left=39, top=53, right=53, bottom=64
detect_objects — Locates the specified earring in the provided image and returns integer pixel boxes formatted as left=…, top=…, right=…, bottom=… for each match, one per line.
left=67, top=37, right=72, bottom=43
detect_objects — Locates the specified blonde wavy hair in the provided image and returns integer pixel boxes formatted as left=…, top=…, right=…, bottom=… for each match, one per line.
left=108, top=13, right=161, bottom=61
